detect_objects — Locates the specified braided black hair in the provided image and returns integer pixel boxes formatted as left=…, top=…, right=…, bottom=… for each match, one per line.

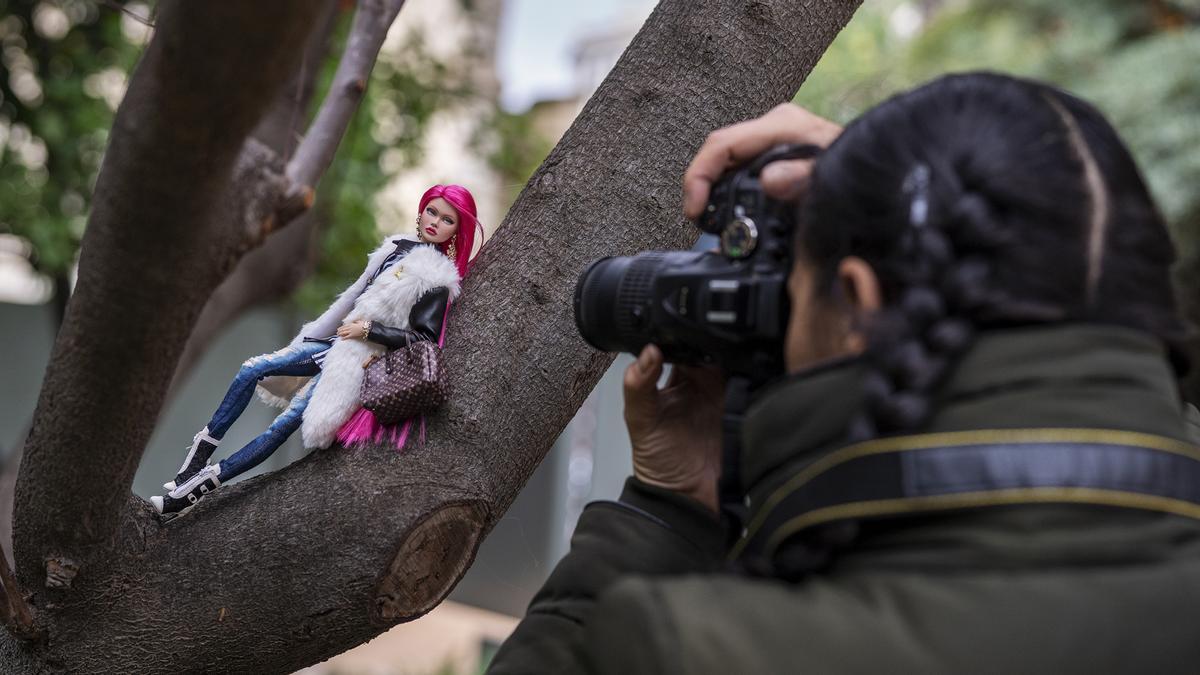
left=800, top=72, right=1187, bottom=440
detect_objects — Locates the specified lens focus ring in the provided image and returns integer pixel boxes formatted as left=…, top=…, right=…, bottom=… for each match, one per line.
left=614, top=253, right=668, bottom=346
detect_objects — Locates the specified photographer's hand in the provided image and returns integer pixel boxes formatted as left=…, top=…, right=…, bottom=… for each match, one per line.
left=624, top=345, right=724, bottom=514
left=683, top=103, right=843, bottom=219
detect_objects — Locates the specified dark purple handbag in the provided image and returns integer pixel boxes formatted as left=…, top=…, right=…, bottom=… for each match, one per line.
left=360, top=338, right=449, bottom=425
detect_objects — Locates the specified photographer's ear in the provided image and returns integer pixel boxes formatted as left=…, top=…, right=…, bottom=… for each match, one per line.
left=837, top=256, right=881, bottom=353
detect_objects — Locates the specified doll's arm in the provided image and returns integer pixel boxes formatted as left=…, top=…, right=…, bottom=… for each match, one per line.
left=366, top=287, right=450, bottom=348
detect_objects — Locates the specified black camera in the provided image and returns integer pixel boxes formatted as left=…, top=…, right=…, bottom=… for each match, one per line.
left=573, top=144, right=819, bottom=383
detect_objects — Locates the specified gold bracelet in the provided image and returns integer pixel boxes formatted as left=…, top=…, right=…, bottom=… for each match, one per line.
left=362, top=320, right=372, bottom=339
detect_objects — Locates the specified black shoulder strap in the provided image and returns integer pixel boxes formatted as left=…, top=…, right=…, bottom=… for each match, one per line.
left=731, top=428, right=1200, bottom=560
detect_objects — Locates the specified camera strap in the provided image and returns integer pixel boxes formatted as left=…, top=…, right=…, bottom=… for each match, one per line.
left=728, top=428, right=1200, bottom=560
left=719, top=377, right=753, bottom=544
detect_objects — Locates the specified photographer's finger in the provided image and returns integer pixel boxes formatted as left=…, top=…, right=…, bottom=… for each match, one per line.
left=623, top=345, right=664, bottom=425
left=683, top=104, right=841, bottom=219
left=760, top=159, right=814, bottom=201
left=684, top=125, right=780, bottom=219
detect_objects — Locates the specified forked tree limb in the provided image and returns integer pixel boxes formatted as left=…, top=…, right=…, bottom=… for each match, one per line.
left=168, top=0, right=406, bottom=392
left=15, top=0, right=411, bottom=586
left=12, top=0, right=327, bottom=591
left=4, top=0, right=861, bottom=671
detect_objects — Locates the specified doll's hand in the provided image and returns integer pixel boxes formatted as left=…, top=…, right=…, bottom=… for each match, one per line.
left=683, top=103, right=842, bottom=219
left=623, top=345, right=725, bottom=514
left=337, top=321, right=369, bottom=340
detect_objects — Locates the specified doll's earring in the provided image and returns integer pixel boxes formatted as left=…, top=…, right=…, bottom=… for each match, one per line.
left=446, top=239, right=457, bottom=261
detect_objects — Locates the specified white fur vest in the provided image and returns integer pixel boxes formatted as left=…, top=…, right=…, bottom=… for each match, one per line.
left=256, top=235, right=460, bottom=449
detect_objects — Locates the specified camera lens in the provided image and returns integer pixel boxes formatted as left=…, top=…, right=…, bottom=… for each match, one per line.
left=574, top=252, right=697, bottom=354
left=574, top=256, right=629, bottom=353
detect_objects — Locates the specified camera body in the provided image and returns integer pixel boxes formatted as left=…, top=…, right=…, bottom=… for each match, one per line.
left=574, top=144, right=819, bottom=383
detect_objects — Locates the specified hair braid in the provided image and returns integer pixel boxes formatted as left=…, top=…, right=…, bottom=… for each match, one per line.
left=849, top=168, right=1013, bottom=439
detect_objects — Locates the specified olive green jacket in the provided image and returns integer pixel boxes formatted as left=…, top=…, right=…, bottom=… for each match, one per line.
left=489, top=326, right=1200, bottom=674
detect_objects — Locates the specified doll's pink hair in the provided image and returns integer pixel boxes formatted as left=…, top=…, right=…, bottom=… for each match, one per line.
left=418, top=184, right=482, bottom=280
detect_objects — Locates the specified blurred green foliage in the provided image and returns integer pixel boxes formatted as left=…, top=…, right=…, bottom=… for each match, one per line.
left=0, top=0, right=143, bottom=277
left=797, top=0, right=1200, bottom=271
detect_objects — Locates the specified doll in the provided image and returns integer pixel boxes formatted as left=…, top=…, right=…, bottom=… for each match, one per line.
left=152, top=184, right=482, bottom=518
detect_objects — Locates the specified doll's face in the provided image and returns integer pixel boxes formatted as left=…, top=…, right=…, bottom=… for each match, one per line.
left=419, top=198, right=460, bottom=244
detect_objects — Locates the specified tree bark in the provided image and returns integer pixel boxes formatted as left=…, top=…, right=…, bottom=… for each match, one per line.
left=3, top=0, right=860, bottom=671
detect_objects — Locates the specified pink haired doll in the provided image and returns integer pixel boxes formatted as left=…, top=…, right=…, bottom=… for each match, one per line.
left=153, top=184, right=483, bottom=518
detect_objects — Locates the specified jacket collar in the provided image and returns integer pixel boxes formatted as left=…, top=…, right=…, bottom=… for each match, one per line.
left=740, top=324, right=1189, bottom=500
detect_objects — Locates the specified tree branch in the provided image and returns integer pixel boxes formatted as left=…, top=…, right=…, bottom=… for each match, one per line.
left=287, top=0, right=408, bottom=190
left=12, top=0, right=327, bottom=589
left=169, top=0, right=408, bottom=391
left=0, top=548, right=38, bottom=641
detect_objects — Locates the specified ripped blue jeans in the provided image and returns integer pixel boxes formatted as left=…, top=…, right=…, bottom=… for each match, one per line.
left=205, top=341, right=326, bottom=481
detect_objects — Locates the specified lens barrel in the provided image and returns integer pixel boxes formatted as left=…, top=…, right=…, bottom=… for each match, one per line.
left=574, top=256, right=628, bottom=353
left=579, top=250, right=702, bottom=352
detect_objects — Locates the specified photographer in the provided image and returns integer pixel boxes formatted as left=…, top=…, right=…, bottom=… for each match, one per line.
left=489, top=73, right=1200, bottom=673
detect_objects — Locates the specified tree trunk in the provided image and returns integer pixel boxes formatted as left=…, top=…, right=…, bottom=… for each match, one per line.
left=2, top=0, right=860, bottom=671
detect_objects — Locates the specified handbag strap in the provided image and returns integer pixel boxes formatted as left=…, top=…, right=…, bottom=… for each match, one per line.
left=383, top=296, right=450, bottom=372
left=437, top=298, right=452, bottom=348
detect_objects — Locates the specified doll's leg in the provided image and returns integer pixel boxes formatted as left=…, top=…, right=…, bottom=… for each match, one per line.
left=205, top=342, right=327, bottom=440
left=214, top=375, right=319, bottom=482
left=168, top=342, right=326, bottom=490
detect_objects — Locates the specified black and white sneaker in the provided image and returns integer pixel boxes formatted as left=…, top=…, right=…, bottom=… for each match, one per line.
left=152, top=465, right=221, bottom=520
left=163, top=427, right=220, bottom=492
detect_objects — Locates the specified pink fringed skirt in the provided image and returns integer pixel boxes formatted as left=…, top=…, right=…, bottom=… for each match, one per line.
left=335, top=408, right=423, bottom=450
